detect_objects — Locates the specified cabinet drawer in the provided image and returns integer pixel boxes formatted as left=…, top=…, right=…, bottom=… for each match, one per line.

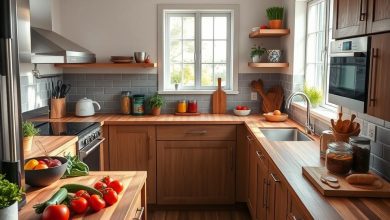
left=126, top=191, right=144, bottom=220
left=157, top=125, right=236, bottom=141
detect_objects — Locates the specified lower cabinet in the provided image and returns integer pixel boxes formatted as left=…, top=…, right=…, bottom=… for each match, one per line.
left=287, top=192, right=312, bottom=220
left=267, top=162, right=288, bottom=220
left=157, top=140, right=235, bottom=204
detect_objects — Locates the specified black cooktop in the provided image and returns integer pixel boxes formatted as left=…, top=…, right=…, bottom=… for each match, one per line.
left=33, top=122, right=99, bottom=136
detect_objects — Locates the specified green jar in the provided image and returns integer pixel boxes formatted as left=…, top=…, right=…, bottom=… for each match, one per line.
left=132, top=95, right=145, bottom=116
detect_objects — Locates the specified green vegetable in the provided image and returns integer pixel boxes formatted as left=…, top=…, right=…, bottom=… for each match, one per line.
left=61, top=184, right=103, bottom=197
left=266, top=7, right=284, bottom=20
left=0, top=174, right=23, bottom=209
left=62, top=154, right=89, bottom=178
left=148, top=93, right=165, bottom=108
left=22, top=121, right=39, bottom=137
left=33, top=188, right=68, bottom=214
left=303, top=84, right=323, bottom=107
left=250, top=45, right=266, bottom=58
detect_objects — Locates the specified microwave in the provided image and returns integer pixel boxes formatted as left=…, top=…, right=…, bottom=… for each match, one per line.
left=328, top=36, right=370, bottom=113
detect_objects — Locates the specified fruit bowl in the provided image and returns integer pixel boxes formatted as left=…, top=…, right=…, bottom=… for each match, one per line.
left=263, top=112, right=288, bottom=122
left=25, top=156, right=68, bottom=187
left=234, top=109, right=251, bottom=116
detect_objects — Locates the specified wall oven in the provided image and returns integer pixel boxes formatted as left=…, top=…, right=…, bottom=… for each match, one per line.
left=328, top=36, right=370, bottom=113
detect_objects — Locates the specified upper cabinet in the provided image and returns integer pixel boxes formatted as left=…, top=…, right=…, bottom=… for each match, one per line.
left=333, top=0, right=390, bottom=39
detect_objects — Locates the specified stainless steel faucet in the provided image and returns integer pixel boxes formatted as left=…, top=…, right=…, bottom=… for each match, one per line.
left=285, top=92, right=314, bottom=134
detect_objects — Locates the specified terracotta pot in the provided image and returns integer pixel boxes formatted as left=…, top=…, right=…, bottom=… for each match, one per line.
left=152, top=107, right=161, bottom=116
left=268, top=19, right=282, bottom=29
left=23, top=136, right=33, bottom=152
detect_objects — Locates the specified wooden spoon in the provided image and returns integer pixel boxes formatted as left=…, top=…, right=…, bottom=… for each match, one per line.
left=331, top=119, right=336, bottom=130
left=335, top=112, right=343, bottom=132
left=347, top=114, right=356, bottom=133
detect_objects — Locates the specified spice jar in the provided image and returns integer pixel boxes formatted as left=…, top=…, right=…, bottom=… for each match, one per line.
left=177, top=100, right=187, bottom=113
left=326, top=142, right=353, bottom=175
left=349, top=136, right=371, bottom=173
left=120, top=91, right=132, bottom=115
left=187, top=100, right=198, bottom=113
left=132, top=95, right=145, bottom=116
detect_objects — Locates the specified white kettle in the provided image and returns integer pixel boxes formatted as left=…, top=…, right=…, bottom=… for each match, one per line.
left=75, top=97, right=101, bottom=117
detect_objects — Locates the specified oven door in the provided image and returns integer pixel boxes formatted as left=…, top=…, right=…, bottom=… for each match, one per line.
left=328, top=52, right=369, bottom=112
left=79, top=138, right=105, bottom=171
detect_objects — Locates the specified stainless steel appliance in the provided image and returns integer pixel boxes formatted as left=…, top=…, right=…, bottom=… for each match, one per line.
left=328, top=36, right=371, bottom=113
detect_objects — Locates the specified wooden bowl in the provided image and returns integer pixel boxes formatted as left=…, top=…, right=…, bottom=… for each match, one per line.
left=263, top=112, right=288, bottom=122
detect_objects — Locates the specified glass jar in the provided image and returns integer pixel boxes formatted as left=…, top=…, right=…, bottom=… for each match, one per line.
left=349, top=136, right=371, bottom=173
left=187, top=100, right=198, bottom=113
left=132, top=95, right=145, bottom=116
left=120, top=91, right=131, bottom=115
left=177, top=100, right=187, bottom=113
left=326, top=142, right=353, bottom=175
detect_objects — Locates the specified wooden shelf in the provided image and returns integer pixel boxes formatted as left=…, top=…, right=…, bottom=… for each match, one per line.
left=54, top=63, right=157, bottom=68
left=249, top=29, right=290, bottom=38
left=248, top=62, right=289, bottom=68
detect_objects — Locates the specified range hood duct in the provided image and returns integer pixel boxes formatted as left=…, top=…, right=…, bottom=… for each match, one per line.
left=31, top=27, right=96, bottom=64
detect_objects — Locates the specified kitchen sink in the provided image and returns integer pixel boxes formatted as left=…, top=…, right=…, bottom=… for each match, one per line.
left=259, top=128, right=312, bottom=141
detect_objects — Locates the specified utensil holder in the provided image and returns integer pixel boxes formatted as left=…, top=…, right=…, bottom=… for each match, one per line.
left=50, top=98, right=66, bottom=119
left=332, top=128, right=360, bottom=143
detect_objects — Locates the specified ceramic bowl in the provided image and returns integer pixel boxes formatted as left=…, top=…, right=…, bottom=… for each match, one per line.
left=25, top=156, right=68, bottom=187
left=267, top=49, right=282, bottom=63
left=234, top=109, right=251, bottom=116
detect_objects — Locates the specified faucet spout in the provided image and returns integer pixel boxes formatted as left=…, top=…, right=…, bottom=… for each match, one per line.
left=285, top=92, right=314, bottom=135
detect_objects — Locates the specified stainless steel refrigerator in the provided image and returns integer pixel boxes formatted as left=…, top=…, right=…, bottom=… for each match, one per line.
left=0, top=0, right=30, bottom=194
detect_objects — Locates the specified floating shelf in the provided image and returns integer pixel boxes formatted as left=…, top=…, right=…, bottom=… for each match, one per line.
left=249, top=29, right=290, bottom=38
left=248, top=62, right=289, bottom=68
left=54, top=63, right=157, bottom=68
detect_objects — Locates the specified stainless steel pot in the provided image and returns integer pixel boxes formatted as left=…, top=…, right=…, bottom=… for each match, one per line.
left=134, top=52, right=146, bottom=63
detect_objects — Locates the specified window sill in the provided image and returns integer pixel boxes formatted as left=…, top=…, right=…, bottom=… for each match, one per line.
left=158, top=90, right=239, bottom=95
left=292, top=102, right=337, bottom=124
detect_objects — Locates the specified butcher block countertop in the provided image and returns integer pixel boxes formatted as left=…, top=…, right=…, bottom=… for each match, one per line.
left=19, top=171, right=147, bottom=220
left=30, top=113, right=390, bottom=219
left=24, top=136, right=78, bottom=159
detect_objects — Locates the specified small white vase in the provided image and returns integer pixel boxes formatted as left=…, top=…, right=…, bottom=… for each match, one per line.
left=175, top=83, right=179, bottom=91
left=251, top=55, right=261, bottom=63
left=0, top=201, right=18, bottom=220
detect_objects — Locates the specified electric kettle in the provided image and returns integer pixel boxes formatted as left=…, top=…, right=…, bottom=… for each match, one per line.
left=75, top=97, right=101, bottom=117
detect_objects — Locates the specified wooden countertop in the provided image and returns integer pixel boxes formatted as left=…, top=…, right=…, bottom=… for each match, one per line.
left=19, top=171, right=147, bottom=220
left=24, top=136, right=78, bottom=159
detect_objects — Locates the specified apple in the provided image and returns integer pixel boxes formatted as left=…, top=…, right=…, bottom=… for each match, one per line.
left=242, top=106, right=249, bottom=110
left=48, top=159, right=62, bottom=168
left=236, top=105, right=243, bottom=110
left=260, top=25, right=268, bottom=29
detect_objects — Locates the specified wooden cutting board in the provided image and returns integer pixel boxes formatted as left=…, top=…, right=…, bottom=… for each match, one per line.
left=302, top=166, right=390, bottom=198
left=251, top=79, right=284, bottom=113
left=212, top=78, right=226, bottom=114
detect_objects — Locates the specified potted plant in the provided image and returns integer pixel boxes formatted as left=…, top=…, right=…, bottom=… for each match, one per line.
left=250, top=45, right=266, bottom=63
left=22, top=121, right=39, bottom=152
left=149, top=93, right=165, bottom=116
left=303, top=84, right=323, bottom=108
left=266, top=7, right=284, bottom=29
left=0, top=174, right=23, bottom=220
left=171, top=74, right=181, bottom=90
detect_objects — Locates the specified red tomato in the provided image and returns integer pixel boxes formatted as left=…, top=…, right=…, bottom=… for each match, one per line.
left=89, top=195, right=106, bottom=212
left=70, top=197, right=88, bottom=214
left=102, top=188, right=118, bottom=205
left=242, top=106, right=249, bottom=110
left=108, top=180, right=124, bottom=194
left=42, top=205, right=70, bottom=220
left=75, top=190, right=91, bottom=202
left=94, top=181, right=107, bottom=191
left=101, top=176, right=114, bottom=185
left=236, top=105, right=243, bottom=110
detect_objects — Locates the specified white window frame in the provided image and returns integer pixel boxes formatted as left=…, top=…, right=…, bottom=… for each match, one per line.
left=157, top=4, right=239, bottom=95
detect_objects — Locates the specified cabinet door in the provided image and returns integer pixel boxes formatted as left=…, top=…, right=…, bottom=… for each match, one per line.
left=367, top=0, right=390, bottom=33
left=247, top=136, right=258, bottom=218
left=367, top=33, right=390, bottom=121
left=267, top=162, right=288, bottom=220
left=108, top=126, right=156, bottom=203
left=333, top=0, right=367, bottom=39
left=287, top=192, right=312, bottom=220
left=255, top=155, right=268, bottom=220
left=236, top=125, right=250, bottom=202
left=157, top=141, right=235, bottom=204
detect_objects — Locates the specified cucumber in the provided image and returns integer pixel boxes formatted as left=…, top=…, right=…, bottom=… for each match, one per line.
left=33, top=188, right=68, bottom=214
left=61, top=183, right=103, bottom=197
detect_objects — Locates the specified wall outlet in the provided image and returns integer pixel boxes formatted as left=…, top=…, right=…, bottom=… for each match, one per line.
left=367, top=122, right=376, bottom=141
left=251, top=92, right=257, bottom=101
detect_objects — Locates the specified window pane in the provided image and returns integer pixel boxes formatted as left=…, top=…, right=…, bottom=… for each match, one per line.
left=307, top=5, right=317, bottom=34
left=170, top=40, right=182, bottom=63
left=202, top=17, right=213, bottom=39
left=306, top=34, right=316, bottom=63
left=169, top=17, right=182, bottom=39
left=183, top=17, right=195, bottom=39
left=183, top=64, right=195, bottom=86
left=201, top=64, right=213, bottom=86
left=183, top=40, right=195, bottom=63
left=170, top=63, right=182, bottom=84
left=306, top=64, right=316, bottom=88
left=214, top=41, right=227, bottom=63
left=214, top=64, right=226, bottom=86
left=316, top=32, right=324, bottom=62
left=201, top=40, right=213, bottom=63
left=214, top=17, right=227, bottom=39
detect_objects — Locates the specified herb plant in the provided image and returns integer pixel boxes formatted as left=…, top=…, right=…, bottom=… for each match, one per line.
left=0, top=174, right=23, bottom=209
left=149, top=93, right=165, bottom=108
left=266, top=7, right=284, bottom=20
left=171, top=74, right=181, bottom=84
left=250, top=45, right=266, bottom=58
left=22, top=121, right=39, bottom=137
left=303, top=85, right=323, bottom=107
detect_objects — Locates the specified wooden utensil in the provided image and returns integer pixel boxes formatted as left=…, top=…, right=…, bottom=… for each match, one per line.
left=251, top=79, right=284, bottom=113
left=336, top=112, right=343, bottom=132
left=212, top=78, right=227, bottom=114
left=347, top=114, right=356, bottom=133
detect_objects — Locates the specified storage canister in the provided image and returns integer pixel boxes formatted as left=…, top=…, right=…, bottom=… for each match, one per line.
left=187, top=100, right=198, bottom=113
left=325, top=142, right=353, bottom=175
left=177, top=100, right=187, bottom=113
left=132, top=95, right=145, bottom=115
left=120, top=91, right=132, bottom=115
left=349, top=136, right=371, bottom=173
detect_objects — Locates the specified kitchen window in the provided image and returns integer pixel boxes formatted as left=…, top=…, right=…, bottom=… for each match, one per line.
left=158, top=5, right=239, bottom=94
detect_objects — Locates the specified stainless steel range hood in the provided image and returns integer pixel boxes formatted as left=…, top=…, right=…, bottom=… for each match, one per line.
left=31, top=27, right=96, bottom=64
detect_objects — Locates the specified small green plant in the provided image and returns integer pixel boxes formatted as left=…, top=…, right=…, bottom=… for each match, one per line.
left=149, top=93, right=165, bottom=108
left=303, top=85, right=323, bottom=107
left=250, top=45, right=266, bottom=58
left=266, top=7, right=284, bottom=20
left=22, top=121, right=39, bottom=137
left=0, top=174, right=23, bottom=209
left=171, top=74, right=181, bottom=84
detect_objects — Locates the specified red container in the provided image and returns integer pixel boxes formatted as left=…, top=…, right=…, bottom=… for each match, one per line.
left=187, top=100, right=198, bottom=113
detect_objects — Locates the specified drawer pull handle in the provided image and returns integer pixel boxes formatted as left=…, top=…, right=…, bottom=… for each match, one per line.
left=133, top=207, right=144, bottom=220
left=246, top=135, right=254, bottom=141
left=270, top=173, right=280, bottom=182
left=256, top=150, right=265, bottom=160
left=186, top=130, right=207, bottom=135
left=288, top=213, right=299, bottom=220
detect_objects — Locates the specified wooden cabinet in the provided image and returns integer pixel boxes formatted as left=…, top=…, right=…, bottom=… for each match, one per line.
left=236, top=125, right=250, bottom=202
left=56, top=143, right=76, bottom=157
left=367, top=33, right=390, bottom=121
left=156, top=140, right=235, bottom=204
left=367, top=0, right=390, bottom=33
left=108, top=126, right=156, bottom=203
left=287, top=191, right=312, bottom=220
left=266, top=162, right=288, bottom=220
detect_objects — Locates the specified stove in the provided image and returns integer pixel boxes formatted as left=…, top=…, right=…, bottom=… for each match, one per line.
left=33, top=122, right=99, bottom=137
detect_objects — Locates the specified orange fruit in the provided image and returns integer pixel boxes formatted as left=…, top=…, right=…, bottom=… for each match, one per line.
left=34, top=163, right=48, bottom=170
left=24, top=159, right=39, bottom=170
left=273, top=110, right=281, bottom=115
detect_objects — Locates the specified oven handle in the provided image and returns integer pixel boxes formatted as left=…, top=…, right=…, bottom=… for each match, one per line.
left=330, top=52, right=366, bottom=58
left=79, top=138, right=105, bottom=159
